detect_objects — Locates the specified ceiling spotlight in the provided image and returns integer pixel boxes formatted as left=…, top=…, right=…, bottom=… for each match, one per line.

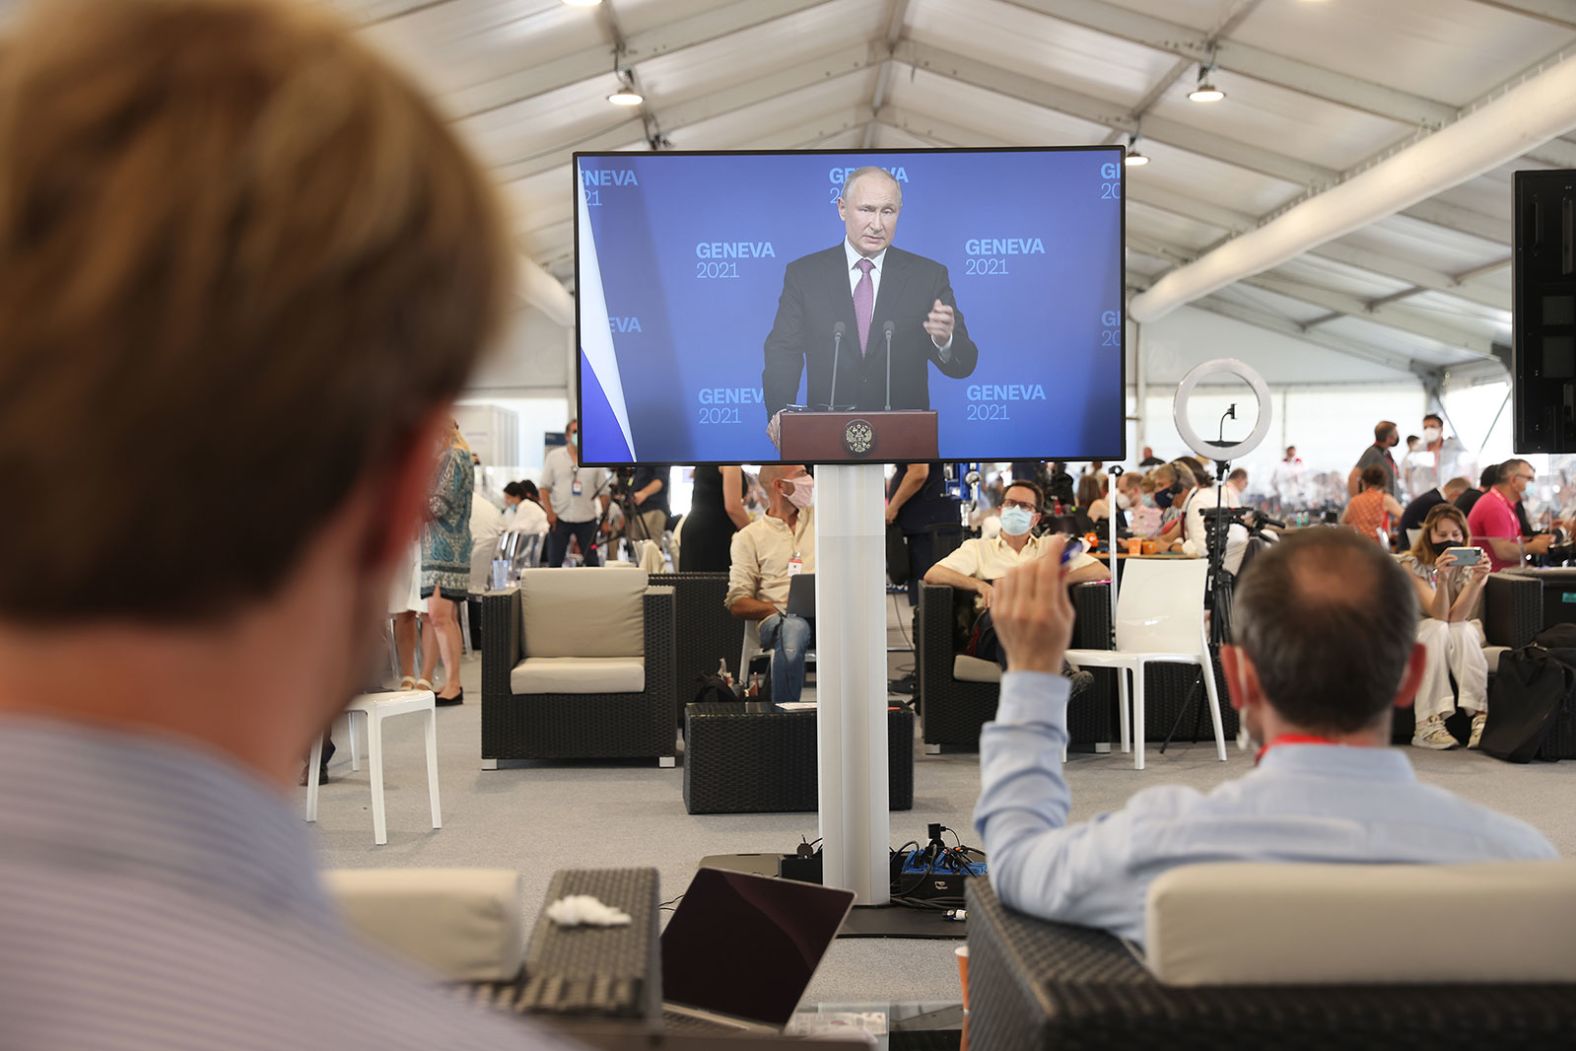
left=1124, top=135, right=1149, bottom=166
left=561, top=0, right=602, bottom=7
left=1188, top=75, right=1224, bottom=103
left=607, top=72, right=643, bottom=107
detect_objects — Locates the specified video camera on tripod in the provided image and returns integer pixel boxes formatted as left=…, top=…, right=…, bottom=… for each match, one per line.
left=1197, top=505, right=1283, bottom=543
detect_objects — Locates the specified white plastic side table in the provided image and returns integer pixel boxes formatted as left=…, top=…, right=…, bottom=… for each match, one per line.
left=305, top=689, right=441, bottom=845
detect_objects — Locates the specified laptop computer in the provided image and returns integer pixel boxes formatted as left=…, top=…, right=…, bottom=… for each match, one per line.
left=661, top=867, right=854, bottom=1032
left=786, top=573, right=816, bottom=620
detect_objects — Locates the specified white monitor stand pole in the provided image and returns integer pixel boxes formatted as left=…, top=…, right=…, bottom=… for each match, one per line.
left=814, top=463, right=891, bottom=905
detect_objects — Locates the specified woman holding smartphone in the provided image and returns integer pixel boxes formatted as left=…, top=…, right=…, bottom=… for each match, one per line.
left=1400, top=503, right=1491, bottom=750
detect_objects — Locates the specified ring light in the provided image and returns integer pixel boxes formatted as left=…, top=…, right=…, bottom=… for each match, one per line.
left=1171, top=358, right=1273, bottom=463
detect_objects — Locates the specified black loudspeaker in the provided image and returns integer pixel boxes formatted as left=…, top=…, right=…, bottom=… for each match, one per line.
left=1514, top=169, right=1576, bottom=453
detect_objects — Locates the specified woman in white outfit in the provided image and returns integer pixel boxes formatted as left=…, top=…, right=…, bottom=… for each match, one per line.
left=1399, top=503, right=1491, bottom=750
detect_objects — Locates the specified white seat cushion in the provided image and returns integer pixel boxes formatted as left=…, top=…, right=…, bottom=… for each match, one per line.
left=1146, top=861, right=1576, bottom=986
left=1484, top=644, right=1509, bottom=674
left=517, top=567, right=646, bottom=659
left=953, top=654, right=1002, bottom=683
left=324, top=868, right=523, bottom=982
left=510, top=656, right=645, bottom=695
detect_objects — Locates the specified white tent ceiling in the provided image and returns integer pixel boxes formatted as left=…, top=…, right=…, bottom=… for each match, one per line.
left=332, top=0, right=1576, bottom=384
left=0, top=0, right=1509, bottom=383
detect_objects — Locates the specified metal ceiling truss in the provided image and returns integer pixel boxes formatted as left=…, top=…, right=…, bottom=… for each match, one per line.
left=875, top=106, right=1509, bottom=339
left=495, top=41, right=884, bottom=183
left=999, top=0, right=1576, bottom=169
left=1123, top=230, right=1499, bottom=358
left=1124, top=272, right=1422, bottom=374
left=862, top=0, right=913, bottom=149
left=442, top=0, right=836, bottom=121
left=888, top=41, right=1520, bottom=256
left=1464, top=0, right=1576, bottom=31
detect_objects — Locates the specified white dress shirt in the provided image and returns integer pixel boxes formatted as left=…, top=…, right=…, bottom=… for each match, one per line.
left=842, top=239, right=951, bottom=356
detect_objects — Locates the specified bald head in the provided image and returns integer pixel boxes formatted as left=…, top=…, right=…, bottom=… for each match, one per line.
left=759, top=464, right=807, bottom=513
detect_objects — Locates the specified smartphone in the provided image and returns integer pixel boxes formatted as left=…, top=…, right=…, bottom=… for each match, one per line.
left=1443, top=546, right=1482, bottom=565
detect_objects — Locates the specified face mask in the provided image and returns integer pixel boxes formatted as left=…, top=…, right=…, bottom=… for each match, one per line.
left=569, top=431, right=579, bottom=447
left=1428, top=538, right=1455, bottom=557
left=1155, top=487, right=1175, bottom=510
left=999, top=506, right=1034, bottom=536
left=1422, top=426, right=1441, bottom=443
left=1115, top=491, right=1132, bottom=511
left=784, top=476, right=815, bottom=509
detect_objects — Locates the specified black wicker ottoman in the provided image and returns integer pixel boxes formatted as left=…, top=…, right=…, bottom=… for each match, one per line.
left=683, top=703, right=915, bottom=814
left=460, top=867, right=660, bottom=1027
left=965, top=879, right=1576, bottom=1050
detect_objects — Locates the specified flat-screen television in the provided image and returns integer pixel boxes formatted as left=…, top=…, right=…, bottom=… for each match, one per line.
left=573, top=147, right=1125, bottom=465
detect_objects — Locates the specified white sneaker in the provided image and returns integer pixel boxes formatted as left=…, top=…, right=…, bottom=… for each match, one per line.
left=1412, top=714, right=1459, bottom=750
left=1468, top=711, right=1487, bottom=750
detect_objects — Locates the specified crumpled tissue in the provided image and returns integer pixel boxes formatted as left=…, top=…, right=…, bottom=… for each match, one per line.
left=545, top=895, right=633, bottom=928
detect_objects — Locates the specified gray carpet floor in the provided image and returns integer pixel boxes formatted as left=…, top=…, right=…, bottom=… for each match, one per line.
left=304, top=602, right=1576, bottom=1006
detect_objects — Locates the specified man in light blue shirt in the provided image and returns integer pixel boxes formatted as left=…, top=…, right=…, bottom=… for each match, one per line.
left=974, top=529, right=1557, bottom=945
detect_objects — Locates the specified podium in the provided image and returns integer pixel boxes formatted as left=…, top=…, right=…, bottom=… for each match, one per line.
left=778, top=410, right=938, bottom=462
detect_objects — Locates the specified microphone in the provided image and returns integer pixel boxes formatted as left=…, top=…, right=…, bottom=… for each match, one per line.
left=883, top=320, right=895, bottom=411
left=829, top=321, right=845, bottom=411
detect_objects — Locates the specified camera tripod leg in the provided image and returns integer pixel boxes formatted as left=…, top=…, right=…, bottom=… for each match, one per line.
left=1158, top=673, right=1204, bottom=756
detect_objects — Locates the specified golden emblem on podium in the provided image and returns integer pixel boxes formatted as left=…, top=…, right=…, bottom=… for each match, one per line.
left=843, top=419, right=875, bottom=457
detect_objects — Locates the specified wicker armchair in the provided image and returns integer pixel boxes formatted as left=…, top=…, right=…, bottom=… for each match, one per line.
left=482, top=569, right=676, bottom=765
left=648, top=572, right=747, bottom=727
left=916, top=582, right=1112, bottom=751
left=965, top=877, right=1576, bottom=1050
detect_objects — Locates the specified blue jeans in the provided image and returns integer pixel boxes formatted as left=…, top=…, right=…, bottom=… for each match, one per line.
left=758, top=613, right=814, bottom=702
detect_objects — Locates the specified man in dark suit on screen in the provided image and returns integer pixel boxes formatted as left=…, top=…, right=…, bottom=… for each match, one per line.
left=763, top=166, right=979, bottom=445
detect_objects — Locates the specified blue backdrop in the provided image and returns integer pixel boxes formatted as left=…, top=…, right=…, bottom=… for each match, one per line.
left=576, top=148, right=1124, bottom=464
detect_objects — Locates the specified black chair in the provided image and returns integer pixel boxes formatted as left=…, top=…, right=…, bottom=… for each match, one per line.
left=916, top=582, right=1110, bottom=751
left=649, top=572, right=747, bottom=728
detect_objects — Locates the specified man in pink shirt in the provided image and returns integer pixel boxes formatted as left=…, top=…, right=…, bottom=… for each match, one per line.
left=1467, top=459, right=1552, bottom=571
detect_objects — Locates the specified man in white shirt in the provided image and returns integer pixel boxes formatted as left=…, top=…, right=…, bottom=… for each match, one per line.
left=540, top=419, right=609, bottom=567
left=726, top=465, right=817, bottom=701
left=0, top=1, right=571, bottom=1045
left=1180, top=469, right=1251, bottom=573
left=1269, top=446, right=1305, bottom=512
left=975, top=529, right=1556, bottom=946
left=1405, top=412, right=1475, bottom=502
left=924, top=479, right=1108, bottom=666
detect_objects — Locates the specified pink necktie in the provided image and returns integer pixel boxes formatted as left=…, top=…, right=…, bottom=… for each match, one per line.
left=853, top=258, right=874, bottom=355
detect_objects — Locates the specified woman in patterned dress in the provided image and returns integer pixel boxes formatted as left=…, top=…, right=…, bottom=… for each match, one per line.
left=419, top=422, right=473, bottom=704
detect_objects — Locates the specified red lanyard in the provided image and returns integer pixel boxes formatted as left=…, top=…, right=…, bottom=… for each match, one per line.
left=1255, top=733, right=1340, bottom=765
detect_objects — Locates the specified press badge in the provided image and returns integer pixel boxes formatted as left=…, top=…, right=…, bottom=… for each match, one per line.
left=787, top=554, right=804, bottom=576
left=571, top=476, right=583, bottom=497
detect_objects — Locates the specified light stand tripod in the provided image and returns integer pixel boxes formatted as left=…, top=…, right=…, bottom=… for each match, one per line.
left=1158, top=460, right=1237, bottom=755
